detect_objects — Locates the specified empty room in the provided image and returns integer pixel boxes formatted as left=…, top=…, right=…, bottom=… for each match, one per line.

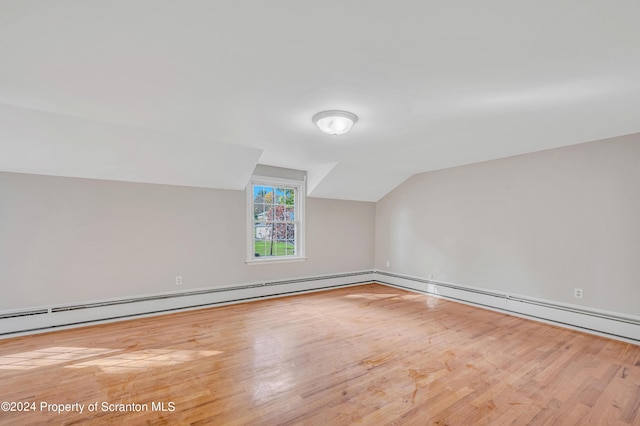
left=1, top=1, right=639, bottom=425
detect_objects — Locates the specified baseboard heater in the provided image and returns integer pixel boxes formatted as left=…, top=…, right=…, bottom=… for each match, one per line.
left=0, top=271, right=376, bottom=337
left=2, top=270, right=638, bottom=344
left=0, top=309, right=49, bottom=320
left=375, top=270, right=640, bottom=344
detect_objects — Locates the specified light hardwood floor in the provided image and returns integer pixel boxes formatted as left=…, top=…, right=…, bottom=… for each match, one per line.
left=0, top=283, right=639, bottom=425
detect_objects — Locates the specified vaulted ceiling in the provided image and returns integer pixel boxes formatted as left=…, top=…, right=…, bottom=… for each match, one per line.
left=1, top=1, right=639, bottom=201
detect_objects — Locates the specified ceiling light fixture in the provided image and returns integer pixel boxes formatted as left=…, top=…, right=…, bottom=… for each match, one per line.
left=312, top=110, right=358, bottom=135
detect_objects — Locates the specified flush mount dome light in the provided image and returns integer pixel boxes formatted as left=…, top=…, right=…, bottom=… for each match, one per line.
left=312, top=110, right=358, bottom=135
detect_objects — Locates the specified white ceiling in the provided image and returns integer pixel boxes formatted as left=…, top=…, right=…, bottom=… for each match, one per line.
left=1, top=1, right=639, bottom=201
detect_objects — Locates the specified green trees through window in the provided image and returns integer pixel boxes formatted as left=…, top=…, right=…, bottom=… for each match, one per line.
left=253, top=185, right=297, bottom=257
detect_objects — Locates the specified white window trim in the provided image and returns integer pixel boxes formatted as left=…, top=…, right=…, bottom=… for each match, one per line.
left=246, top=175, right=306, bottom=264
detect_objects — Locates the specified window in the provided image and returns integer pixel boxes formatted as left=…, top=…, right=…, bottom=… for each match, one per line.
left=246, top=176, right=305, bottom=263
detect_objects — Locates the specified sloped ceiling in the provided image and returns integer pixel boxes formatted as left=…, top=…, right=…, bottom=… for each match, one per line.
left=1, top=1, right=639, bottom=201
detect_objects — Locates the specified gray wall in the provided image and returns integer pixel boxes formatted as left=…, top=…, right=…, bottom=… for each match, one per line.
left=375, top=133, right=640, bottom=316
left=3, top=132, right=639, bottom=318
left=0, top=172, right=375, bottom=310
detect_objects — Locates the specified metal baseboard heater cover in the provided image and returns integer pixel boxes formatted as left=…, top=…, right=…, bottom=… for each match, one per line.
left=50, top=271, right=375, bottom=313
left=2, top=270, right=638, bottom=344
left=375, top=270, right=640, bottom=344
left=0, top=309, right=49, bottom=320
left=0, top=271, right=376, bottom=336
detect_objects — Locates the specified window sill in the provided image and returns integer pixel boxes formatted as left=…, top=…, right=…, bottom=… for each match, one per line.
left=246, top=256, right=307, bottom=266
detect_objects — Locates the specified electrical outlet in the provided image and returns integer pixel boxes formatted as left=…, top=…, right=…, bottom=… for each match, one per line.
left=574, top=288, right=583, bottom=299
left=176, top=276, right=183, bottom=286
left=386, top=261, right=391, bottom=268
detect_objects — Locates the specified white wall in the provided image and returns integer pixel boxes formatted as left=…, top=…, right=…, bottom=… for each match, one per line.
left=0, top=172, right=375, bottom=311
left=3, top=132, right=639, bottom=327
left=375, top=133, right=640, bottom=317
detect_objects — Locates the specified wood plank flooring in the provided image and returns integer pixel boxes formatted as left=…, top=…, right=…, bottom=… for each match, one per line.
left=0, top=283, right=639, bottom=425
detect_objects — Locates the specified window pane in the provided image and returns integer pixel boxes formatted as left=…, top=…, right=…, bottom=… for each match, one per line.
left=285, top=207, right=294, bottom=221
left=254, top=222, right=267, bottom=240
left=253, top=186, right=265, bottom=204
left=275, top=187, right=286, bottom=205
left=272, top=223, right=284, bottom=240
left=266, top=187, right=275, bottom=203
left=254, top=239, right=268, bottom=257
left=286, top=223, right=295, bottom=240
left=274, top=240, right=285, bottom=256
left=285, top=189, right=294, bottom=206
left=254, top=203, right=268, bottom=219
left=274, top=206, right=285, bottom=221
left=262, top=205, right=274, bottom=221
left=286, top=240, right=295, bottom=255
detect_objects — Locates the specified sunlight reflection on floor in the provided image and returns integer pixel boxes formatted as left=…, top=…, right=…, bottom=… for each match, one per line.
left=344, top=291, right=441, bottom=308
left=0, top=347, right=118, bottom=370
left=0, top=347, right=222, bottom=373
